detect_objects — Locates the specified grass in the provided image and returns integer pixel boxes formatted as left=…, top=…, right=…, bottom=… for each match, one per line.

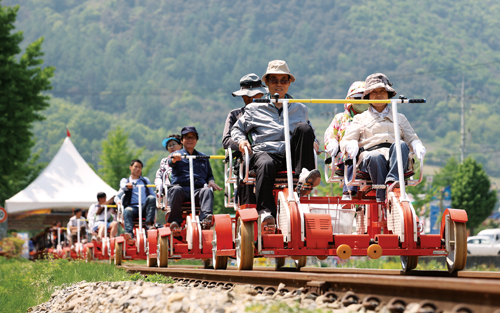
left=0, top=256, right=167, bottom=313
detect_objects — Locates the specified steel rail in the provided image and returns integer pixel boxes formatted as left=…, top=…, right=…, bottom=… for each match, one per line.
left=121, top=265, right=500, bottom=312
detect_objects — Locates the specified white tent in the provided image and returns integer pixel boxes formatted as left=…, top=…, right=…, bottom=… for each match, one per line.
left=5, top=137, right=118, bottom=214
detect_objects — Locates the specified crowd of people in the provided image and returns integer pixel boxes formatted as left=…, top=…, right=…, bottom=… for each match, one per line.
left=40, top=59, right=426, bottom=249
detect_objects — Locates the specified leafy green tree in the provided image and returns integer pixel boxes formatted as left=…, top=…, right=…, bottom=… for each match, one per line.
left=98, top=126, right=144, bottom=188
left=433, top=157, right=459, bottom=189
left=451, top=157, right=497, bottom=234
left=0, top=3, right=54, bottom=204
left=211, top=148, right=230, bottom=214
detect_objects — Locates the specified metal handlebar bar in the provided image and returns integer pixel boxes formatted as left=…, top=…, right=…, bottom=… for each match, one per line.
left=254, top=98, right=426, bottom=104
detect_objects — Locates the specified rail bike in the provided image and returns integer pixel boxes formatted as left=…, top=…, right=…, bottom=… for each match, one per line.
left=83, top=204, right=119, bottom=263
left=134, top=154, right=226, bottom=268
left=46, top=224, right=86, bottom=260
left=212, top=96, right=468, bottom=273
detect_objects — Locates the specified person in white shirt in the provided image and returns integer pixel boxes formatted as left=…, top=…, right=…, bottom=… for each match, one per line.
left=88, top=192, right=118, bottom=240
left=67, top=208, right=87, bottom=247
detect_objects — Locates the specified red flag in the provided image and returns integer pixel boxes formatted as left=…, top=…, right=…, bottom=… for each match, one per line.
left=66, top=128, right=71, bottom=137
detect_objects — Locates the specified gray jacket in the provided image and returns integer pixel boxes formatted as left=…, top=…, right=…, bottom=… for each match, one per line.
left=231, top=101, right=312, bottom=155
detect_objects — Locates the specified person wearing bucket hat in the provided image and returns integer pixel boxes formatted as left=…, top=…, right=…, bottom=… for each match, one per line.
left=231, top=60, right=320, bottom=231
left=324, top=81, right=367, bottom=199
left=340, top=73, right=426, bottom=203
left=168, top=126, right=222, bottom=235
left=155, top=134, right=183, bottom=199
left=223, top=73, right=267, bottom=152
left=222, top=73, right=266, bottom=206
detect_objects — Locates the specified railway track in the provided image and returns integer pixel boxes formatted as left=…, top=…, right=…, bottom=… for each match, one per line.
left=122, top=264, right=500, bottom=312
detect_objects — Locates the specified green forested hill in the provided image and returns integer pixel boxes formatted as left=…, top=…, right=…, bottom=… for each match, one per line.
left=4, top=0, right=500, bottom=178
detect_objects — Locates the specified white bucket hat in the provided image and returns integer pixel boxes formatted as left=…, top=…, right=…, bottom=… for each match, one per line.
left=262, top=60, right=296, bottom=84
left=231, top=73, right=268, bottom=97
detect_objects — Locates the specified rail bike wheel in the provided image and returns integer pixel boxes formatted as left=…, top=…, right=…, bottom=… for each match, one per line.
left=236, top=217, right=254, bottom=270
left=157, top=237, right=169, bottom=268
left=445, top=218, right=467, bottom=273
left=275, top=257, right=286, bottom=269
left=400, top=256, right=419, bottom=272
left=203, top=259, right=211, bottom=269
left=86, top=247, right=93, bottom=263
left=212, top=228, right=228, bottom=270
left=147, top=254, right=157, bottom=267
left=114, top=242, right=122, bottom=266
left=294, top=256, right=307, bottom=269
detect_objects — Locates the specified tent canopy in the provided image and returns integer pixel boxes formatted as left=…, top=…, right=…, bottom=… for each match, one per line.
left=5, top=137, right=118, bottom=214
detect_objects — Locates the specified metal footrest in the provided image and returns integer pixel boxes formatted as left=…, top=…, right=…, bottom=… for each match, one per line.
left=372, top=184, right=387, bottom=189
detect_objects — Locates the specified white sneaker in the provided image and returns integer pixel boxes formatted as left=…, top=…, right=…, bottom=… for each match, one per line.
left=342, top=194, right=351, bottom=200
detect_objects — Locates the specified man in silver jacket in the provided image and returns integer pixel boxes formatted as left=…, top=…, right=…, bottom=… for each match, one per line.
left=231, top=60, right=320, bottom=230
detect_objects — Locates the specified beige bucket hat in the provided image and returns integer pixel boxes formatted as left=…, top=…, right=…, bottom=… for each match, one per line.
left=362, top=73, right=397, bottom=99
left=262, top=60, right=296, bottom=83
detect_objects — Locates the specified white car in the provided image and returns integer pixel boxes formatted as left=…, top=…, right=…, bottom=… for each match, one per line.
left=467, top=235, right=500, bottom=255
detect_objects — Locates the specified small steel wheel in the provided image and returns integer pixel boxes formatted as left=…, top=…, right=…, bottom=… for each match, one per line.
left=212, top=227, right=228, bottom=270
left=157, top=236, right=169, bottom=268
left=275, top=257, right=286, bottom=269
left=294, top=256, right=307, bottom=269
left=400, top=256, right=419, bottom=272
left=147, top=253, right=157, bottom=267
left=114, top=242, right=122, bottom=266
left=236, top=217, right=254, bottom=270
left=445, top=218, right=467, bottom=273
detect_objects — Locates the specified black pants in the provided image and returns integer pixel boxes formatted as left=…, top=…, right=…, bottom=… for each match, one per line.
left=167, top=185, right=213, bottom=224
left=250, top=122, right=316, bottom=217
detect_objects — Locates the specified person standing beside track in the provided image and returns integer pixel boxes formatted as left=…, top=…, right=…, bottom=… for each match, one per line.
left=231, top=60, right=321, bottom=231
left=168, top=126, right=222, bottom=235
left=340, top=73, right=426, bottom=203
left=222, top=73, right=267, bottom=206
left=115, top=159, right=156, bottom=239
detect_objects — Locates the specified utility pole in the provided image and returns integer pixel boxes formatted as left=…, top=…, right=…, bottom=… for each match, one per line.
left=448, top=76, right=473, bottom=163
left=460, top=76, right=465, bottom=163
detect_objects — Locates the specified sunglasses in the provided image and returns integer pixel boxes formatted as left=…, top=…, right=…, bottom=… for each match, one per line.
left=267, top=79, right=290, bottom=85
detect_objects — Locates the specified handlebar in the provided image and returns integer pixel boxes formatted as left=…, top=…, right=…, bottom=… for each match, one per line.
left=173, top=154, right=225, bottom=159
left=254, top=98, right=426, bottom=104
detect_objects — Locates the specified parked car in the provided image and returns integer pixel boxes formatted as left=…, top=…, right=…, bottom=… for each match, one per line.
left=477, top=228, right=500, bottom=243
left=467, top=235, right=500, bottom=255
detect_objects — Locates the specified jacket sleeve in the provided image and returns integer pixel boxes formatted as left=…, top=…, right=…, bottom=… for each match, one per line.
left=400, top=114, right=419, bottom=148
left=340, top=115, right=362, bottom=152
left=222, top=112, right=240, bottom=151
left=231, top=110, right=252, bottom=145
left=207, top=159, right=215, bottom=182
left=119, top=178, right=128, bottom=191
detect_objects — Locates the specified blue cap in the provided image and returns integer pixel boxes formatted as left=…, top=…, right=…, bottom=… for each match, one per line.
left=162, top=137, right=181, bottom=148
left=181, top=126, right=198, bottom=135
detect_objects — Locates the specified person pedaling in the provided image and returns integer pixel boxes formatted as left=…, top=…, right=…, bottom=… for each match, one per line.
left=155, top=133, right=183, bottom=212
left=115, top=159, right=156, bottom=240
left=324, top=81, right=368, bottom=200
left=340, top=73, right=426, bottom=203
left=167, top=126, right=222, bottom=237
left=231, top=60, right=321, bottom=234
left=222, top=73, right=267, bottom=206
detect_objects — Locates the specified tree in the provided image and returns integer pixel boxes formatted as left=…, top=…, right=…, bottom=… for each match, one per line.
left=451, top=157, right=497, bottom=234
left=98, top=126, right=144, bottom=188
left=433, top=157, right=459, bottom=189
left=0, top=3, right=55, bottom=205
left=211, top=148, right=230, bottom=215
